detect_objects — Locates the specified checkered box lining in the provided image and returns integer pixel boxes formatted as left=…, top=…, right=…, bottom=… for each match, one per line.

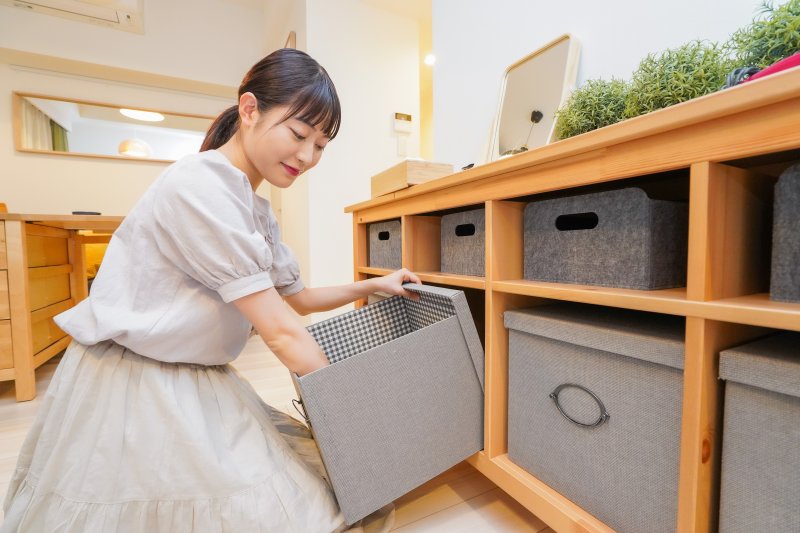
left=308, top=290, right=457, bottom=364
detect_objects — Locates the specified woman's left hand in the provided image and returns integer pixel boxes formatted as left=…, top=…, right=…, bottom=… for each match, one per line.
left=374, top=268, right=422, bottom=300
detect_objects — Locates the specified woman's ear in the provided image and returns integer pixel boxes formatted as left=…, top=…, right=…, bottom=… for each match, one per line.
left=238, top=92, right=259, bottom=127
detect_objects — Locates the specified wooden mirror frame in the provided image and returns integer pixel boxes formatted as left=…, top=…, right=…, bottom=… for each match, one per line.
left=12, top=91, right=216, bottom=163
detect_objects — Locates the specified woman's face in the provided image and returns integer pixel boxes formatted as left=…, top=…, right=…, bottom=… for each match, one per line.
left=242, top=103, right=330, bottom=189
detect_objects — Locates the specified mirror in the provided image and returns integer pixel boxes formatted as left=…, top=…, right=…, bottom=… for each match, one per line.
left=487, top=34, right=580, bottom=162
left=13, top=92, right=215, bottom=162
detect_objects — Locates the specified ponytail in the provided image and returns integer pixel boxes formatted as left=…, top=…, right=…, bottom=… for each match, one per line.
left=200, top=105, right=239, bottom=152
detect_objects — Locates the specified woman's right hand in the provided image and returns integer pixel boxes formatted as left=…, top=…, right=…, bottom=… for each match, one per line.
left=373, top=268, right=422, bottom=301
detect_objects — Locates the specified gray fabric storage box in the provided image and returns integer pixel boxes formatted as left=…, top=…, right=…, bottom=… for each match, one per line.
left=718, top=332, right=800, bottom=533
left=505, top=303, right=685, bottom=533
left=441, top=208, right=485, bottom=276
left=770, top=163, right=800, bottom=302
left=293, top=284, right=484, bottom=525
left=523, top=187, right=688, bottom=289
left=368, top=220, right=401, bottom=269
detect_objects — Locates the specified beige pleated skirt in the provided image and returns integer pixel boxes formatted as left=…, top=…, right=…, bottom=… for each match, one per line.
left=1, top=341, right=392, bottom=533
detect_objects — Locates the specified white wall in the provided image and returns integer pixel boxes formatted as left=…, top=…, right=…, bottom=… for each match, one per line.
left=261, top=0, right=421, bottom=323
left=305, top=0, right=421, bottom=321
left=431, top=0, right=768, bottom=169
left=0, top=0, right=263, bottom=214
left=262, top=0, right=310, bottom=313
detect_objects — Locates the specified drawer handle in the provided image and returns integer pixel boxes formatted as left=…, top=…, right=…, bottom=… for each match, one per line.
left=549, top=383, right=610, bottom=428
left=555, top=212, right=599, bottom=231
left=455, top=223, right=476, bottom=237
left=378, top=231, right=391, bottom=241
left=292, top=398, right=310, bottom=426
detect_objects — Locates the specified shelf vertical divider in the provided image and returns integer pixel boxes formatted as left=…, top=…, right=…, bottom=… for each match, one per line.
left=687, top=162, right=773, bottom=302
left=485, top=200, right=529, bottom=458
left=679, top=162, right=773, bottom=532
left=402, top=215, right=441, bottom=273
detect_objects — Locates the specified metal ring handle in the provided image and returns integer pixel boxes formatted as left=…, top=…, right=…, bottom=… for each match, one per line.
left=291, top=398, right=310, bottom=426
left=549, top=383, right=610, bottom=428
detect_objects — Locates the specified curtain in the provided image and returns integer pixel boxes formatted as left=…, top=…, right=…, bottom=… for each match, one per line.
left=50, top=119, right=69, bottom=152
left=20, top=99, right=53, bottom=151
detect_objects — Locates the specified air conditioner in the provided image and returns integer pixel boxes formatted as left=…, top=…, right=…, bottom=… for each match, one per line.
left=2, top=0, right=144, bottom=33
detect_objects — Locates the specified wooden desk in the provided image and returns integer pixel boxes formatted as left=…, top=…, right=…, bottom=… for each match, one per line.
left=0, top=213, right=123, bottom=401
left=346, top=67, right=800, bottom=532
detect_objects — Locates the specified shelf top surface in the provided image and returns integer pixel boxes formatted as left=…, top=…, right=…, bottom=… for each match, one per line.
left=347, top=66, right=800, bottom=214
left=0, top=213, right=124, bottom=230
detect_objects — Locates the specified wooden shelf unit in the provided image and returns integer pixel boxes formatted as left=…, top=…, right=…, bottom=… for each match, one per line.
left=347, top=67, right=800, bottom=532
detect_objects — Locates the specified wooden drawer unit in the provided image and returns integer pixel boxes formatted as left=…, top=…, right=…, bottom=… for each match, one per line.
left=0, top=213, right=123, bottom=401
left=0, top=320, right=12, bottom=370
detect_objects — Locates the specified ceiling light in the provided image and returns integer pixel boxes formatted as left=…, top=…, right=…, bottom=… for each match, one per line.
left=120, top=108, right=165, bottom=122
left=118, top=138, right=153, bottom=157
left=424, top=53, right=436, bottom=66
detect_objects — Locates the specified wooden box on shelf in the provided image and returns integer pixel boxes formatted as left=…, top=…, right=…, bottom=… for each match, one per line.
left=370, top=159, right=453, bottom=198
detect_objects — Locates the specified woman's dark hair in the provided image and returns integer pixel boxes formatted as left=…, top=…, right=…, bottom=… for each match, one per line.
left=201, top=48, right=341, bottom=151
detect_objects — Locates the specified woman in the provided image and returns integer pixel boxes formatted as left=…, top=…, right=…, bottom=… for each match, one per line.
left=2, top=48, right=419, bottom=532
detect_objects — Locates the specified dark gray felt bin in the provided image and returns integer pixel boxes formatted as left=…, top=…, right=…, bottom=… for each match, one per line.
left=505, top=303, right=685, bottom=533
left=441, top=208, right=485, bottom=276
left=770, top=163, right=800, bottom=303
left=368, top=220, right=401, bottom=270
left=524, top=187, right=688, bottom=289
left=719, top=332, right=800, bottom=533
left=293, top=284, right=485, bottom=525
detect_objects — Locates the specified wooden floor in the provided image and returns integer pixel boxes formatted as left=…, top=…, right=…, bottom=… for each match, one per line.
left=0, top=337, right=550, bottom=532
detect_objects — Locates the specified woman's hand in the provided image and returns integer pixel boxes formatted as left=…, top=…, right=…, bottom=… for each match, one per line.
left=284, top=268, right=423, bottom=315
left=373, top=268, right=422, bottom=300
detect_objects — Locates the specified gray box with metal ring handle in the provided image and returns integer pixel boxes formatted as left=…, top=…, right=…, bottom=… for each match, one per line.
left=504, top=302, right=685, bottom=533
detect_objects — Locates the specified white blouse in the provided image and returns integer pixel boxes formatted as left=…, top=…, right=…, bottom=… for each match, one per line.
left=55, top=150, right=304, bottom=365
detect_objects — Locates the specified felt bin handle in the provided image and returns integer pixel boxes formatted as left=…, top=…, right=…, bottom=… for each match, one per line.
left=549, top=383, right=610, bottom=428
left=377, top=231, right=392, bottom=241
left=555, top=212, right=599, bottom=231
left=454, top=223, right=476, bottom=237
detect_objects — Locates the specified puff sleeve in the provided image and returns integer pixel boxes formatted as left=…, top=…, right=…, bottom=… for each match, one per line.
left=151, top=158, right=277, bottom=303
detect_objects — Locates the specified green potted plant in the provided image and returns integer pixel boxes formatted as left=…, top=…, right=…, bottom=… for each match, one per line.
left=726, top=0, right=800, bottom=69
left=623, top=40, right=733, bottom=119
left=553, top=78, right=628, bottom=140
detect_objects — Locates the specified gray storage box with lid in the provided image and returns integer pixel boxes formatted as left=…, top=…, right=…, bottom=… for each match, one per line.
left=770, top=163, right=800, bottom=303
left=523, top=187, right=688, bottom=289
left=718, top=332, right=800, bottom=533
left=441, top=207, right=485, bottom=276
left=504, top=303, right=684, bottom=533
left=293, top=284, right=485, bottom=525
left=368, top=220, right=401, bottom=269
